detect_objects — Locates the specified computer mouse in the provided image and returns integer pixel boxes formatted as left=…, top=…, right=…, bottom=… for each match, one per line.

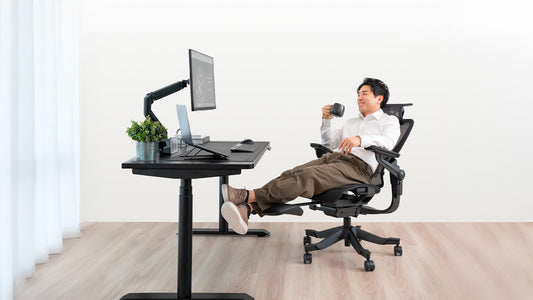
left=241, top=139, right=254, bottom=144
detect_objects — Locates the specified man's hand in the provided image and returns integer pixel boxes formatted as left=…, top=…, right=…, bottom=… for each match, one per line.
left=338, top=136, right=361, bottom=154
left=322, top=104, right=333, bottom=119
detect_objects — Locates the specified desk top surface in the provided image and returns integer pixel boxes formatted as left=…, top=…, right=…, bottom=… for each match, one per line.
left=122, top=141, right=270, bottom=171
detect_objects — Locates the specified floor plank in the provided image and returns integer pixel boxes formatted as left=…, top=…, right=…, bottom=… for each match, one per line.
left=13, top=222, right=533, bottom=300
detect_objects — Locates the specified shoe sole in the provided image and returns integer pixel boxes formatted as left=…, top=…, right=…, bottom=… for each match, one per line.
left=221, top=202, right=248, bottom=235
left=221, top=184, right=229, bottom=202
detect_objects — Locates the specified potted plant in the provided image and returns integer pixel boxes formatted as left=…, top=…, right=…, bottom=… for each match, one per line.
left=126, top=116, right=168, bottom=161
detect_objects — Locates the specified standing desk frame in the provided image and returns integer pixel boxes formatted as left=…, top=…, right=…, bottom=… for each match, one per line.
left=121, top=141, right=270, bottom=300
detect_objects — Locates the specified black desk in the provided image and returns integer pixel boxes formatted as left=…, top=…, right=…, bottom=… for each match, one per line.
left=121, top=141, right=270, bottom=300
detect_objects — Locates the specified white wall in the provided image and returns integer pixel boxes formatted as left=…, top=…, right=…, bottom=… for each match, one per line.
left=79, top=0, right=533, bottom=223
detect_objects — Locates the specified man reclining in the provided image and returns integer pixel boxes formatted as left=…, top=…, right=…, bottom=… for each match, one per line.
left=221, top=77, right=400, bottom=234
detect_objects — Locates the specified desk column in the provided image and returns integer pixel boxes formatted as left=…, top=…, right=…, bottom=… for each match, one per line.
left=178, top=179, right=193, bottom=299
left=219, top=176, right=229, bottom=232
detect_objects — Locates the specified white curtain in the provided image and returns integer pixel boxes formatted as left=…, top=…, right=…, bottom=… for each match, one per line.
left=0, top=0, right=80, bottom=299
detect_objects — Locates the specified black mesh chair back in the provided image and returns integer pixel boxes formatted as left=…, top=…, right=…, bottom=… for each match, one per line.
left=371, top=104, right=414, bottom=188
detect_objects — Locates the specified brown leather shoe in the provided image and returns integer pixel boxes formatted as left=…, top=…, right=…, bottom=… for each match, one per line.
left=221, top=202, right=250, bottom=235
left=221, top=184, right=248, bottom=206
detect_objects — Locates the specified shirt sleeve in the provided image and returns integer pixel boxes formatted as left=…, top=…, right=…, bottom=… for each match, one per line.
left=359, top=115, right=401, bottom=150
left=320, top=118, right=342, bottom=149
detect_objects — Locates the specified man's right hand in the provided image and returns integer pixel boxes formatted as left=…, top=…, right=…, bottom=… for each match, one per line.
left=322, top=104, right=333, bottom=119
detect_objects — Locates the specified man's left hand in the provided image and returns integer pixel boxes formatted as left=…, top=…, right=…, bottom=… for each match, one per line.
left=338, top=136, right=361, bottom=154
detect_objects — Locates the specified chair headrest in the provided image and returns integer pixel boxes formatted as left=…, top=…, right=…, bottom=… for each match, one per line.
left=382, top=103, right=413, bottom=122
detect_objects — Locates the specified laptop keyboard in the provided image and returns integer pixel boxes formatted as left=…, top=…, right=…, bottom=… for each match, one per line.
left=230, top=143, right=257, bottom=152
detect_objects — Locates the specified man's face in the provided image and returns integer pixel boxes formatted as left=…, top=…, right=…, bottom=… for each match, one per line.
left=357, top=85, right=383, bottom=117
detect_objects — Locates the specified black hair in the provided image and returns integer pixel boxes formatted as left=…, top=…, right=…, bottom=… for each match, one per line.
left=357, top=77, right=390, bottom=108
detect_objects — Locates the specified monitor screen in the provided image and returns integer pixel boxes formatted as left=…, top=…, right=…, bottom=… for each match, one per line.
left=189, top=49, right=216, bottom=111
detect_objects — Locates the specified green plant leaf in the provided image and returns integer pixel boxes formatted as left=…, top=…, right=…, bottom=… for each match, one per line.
left=126, top=115, right=168, bottom=142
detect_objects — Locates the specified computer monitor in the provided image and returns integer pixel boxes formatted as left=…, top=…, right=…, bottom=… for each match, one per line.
left=189, top=49, right=216, bottom=111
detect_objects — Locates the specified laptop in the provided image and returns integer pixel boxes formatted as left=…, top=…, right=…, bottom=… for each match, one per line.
left=176, top=105, right=228, bottom=159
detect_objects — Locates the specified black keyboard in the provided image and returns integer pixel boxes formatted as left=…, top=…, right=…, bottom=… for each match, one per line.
left=230, top=143, right=257, bottom=152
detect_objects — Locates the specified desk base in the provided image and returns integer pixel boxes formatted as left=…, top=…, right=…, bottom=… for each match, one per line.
left=120, top=292, right=253, bottom=300
left=193, top=228, right=270, bottom=237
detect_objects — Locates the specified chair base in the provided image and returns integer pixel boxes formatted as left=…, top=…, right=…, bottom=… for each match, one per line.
left=303, top=217, right=402, bottom=271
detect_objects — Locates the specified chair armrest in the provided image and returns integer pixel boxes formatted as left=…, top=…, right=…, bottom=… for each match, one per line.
left=365, top=146, right=405, bottom=181
left=310, top=143, right=333, bottom=158
left=364, top=145, right=400, bottom=158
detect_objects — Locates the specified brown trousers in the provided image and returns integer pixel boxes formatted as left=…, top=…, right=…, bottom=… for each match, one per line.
left=252, top=152, right=373, bottom=216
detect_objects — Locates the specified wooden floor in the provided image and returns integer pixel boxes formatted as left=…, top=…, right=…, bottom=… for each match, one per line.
left=14, top=222, right=533, bottom=300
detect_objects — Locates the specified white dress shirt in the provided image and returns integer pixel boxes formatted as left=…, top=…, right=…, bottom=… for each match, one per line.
left=321, top=109, right=400, bottom=172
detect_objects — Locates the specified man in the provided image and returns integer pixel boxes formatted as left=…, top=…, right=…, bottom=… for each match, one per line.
left=221, top=78, right=401, bottom=234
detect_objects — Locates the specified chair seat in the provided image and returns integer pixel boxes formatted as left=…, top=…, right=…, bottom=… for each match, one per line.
left=311, top=183, right=381, bottom=203
left=262, top=183, right=381, bottom=217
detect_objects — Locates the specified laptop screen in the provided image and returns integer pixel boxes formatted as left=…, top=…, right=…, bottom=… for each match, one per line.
left=176, top=105, right=193, bottom=144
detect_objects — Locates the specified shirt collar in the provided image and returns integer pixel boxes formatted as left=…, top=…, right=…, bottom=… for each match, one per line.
left=358, top=109, right=384, bottom=120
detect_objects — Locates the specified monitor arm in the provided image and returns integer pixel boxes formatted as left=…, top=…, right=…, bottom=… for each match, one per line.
left=143, top=79, right=189, bottom=123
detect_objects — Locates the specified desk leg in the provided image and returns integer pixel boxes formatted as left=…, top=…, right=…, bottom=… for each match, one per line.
left=219, top=176, right=229, bottom=232
left=178, top=178, right=193, bottom=298
left=120, top=178, right=254, bottom=300
left=192, top=176, right=270, bottom=237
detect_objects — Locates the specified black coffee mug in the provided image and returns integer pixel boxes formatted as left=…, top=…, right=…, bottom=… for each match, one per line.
left=330, top=103, right=345, bottom=117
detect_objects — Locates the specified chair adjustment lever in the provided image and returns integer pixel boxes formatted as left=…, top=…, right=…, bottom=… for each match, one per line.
left=309, top=204, right=337, bottom=215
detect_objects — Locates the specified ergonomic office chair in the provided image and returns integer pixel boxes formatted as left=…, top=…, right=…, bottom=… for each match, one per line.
left=262, top=103, right=414, bottom=271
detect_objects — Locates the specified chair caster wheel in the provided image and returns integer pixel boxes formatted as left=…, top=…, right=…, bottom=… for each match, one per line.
left=303, top=253, right=312, bottom=264
left=364, top=260, right=375, bottom=272
left=303, top=236, right=311, bottom=245
left=394, top=245, right=403, bottom=256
